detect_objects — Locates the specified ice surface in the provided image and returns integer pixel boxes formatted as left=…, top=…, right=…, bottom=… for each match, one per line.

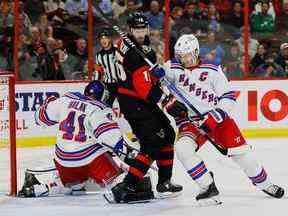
left=0, top=138, right=287, bottom=216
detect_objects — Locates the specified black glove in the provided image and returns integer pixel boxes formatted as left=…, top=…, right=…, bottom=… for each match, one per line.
left=161, top=94, right=188, bottom=118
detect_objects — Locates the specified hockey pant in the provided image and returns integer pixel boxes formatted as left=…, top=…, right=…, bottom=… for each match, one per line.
left=31, top=152, right=121, bottom=197
left=176, top=117, right=273, bottom=190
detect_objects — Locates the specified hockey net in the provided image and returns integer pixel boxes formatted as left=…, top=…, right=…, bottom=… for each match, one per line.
left=0, top=74, right=17, bottom=196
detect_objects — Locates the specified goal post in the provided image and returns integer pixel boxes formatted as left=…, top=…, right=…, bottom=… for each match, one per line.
left=0, top=73, right=17, bottom=196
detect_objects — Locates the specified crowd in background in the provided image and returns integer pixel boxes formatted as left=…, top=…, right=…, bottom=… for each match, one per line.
left=0, top=0, right=288, bottom=80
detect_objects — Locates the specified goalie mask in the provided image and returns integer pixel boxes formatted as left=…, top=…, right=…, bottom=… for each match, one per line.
left=84, top=81, right=110, bottom=103
left=127, top=12, right=149, bottom=45
left=174, top=34, right=200, bottom=68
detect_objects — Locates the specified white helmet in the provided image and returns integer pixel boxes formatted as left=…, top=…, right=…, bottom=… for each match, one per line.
left=174, top=34, right=199, bottom=68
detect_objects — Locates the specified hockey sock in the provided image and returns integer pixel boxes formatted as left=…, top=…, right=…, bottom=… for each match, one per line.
left=176, top=136, right=212, bottom=188
left=124, top=153, right=152, bottom=186
left=156, top=144, right=174, bottom=184
left=231, top=152, right=272, bottom=189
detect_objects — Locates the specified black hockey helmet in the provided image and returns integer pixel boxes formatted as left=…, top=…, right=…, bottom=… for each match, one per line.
left=84, top=80, right=109, bottom=102
left=127, top=12, right=149, bottom=29
left=98, top=27, right=112, bottom=39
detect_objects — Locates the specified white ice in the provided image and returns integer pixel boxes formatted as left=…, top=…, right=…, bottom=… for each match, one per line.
left=0, top=138, right=287, bottom=216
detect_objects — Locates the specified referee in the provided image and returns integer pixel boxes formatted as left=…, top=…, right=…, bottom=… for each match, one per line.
left=95, top=28, right=126, bottom=106
left=95, top=28, right=125, bottom=84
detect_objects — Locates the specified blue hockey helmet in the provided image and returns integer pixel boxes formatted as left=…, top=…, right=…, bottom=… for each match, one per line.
left=84, top=80, right=109, bottom=102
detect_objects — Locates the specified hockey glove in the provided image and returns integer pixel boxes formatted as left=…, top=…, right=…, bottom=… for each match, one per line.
left=161, top=94, right=188, bottom=118
left=199, top=108, right=227, bottom=133
left=151, top=66, right=165, bottom=79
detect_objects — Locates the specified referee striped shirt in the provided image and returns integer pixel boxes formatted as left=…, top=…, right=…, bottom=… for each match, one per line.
left=95, top=46, right=126, bottom=83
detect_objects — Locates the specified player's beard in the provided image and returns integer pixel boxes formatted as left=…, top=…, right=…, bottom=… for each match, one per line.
left=131, top=27, right=149, bottom=45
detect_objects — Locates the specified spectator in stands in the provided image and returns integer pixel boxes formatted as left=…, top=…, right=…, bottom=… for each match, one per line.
left=276, top=1, right=288, bottom=38
left=16, top=2, right=32, bottom=35
left=24, top=0, right=45, bottom=24
left=275, top=43, right=288, bottom=75
left=181, top=0, right=203, bottom=21
left=144, top=0, right=164, bottom=30
left=252, top=0, right=276, bottom=20
left=254, top=53, right=285, bottom=77
left=205, top=3, right=221, bottom=33
left=118, top=0, right=138, bottom=25
left=235, top=27, right=259, bottom=58
left=226, top=1, right=244, bottom=29
left=25, top=26, right=45, bottom=59
left=200, top=31, right=225, bottom=65
left=178, top=0, right=206, bottom=34
left=222, top=42, right=243, bottom=79
left=170, top=6, right=183, bottom=27
left=213, top=0, right=232, bottom=15
left=43, top=0, right=66, bottom=25
left=56, top=47, right=81, bottom=80
left=98, top=0, right=113, bottom=17
left=251, top=1, right=275, bottom=34
left=250, top=43, right=268, bottom=74
left=68, top=38, right=88, bottom=78
left=65, top=0, right=97, bottom=22
left=111, top=0, right=126, bottom=19
left=150, top=29, right=164, bottom=64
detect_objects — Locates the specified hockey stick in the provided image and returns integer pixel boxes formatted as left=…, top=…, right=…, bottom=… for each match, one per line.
left=94, top=4, right=227, bottom=155
left=26, top=141, right=158, bottom=174
left=26, top=167, right=56, bottom=175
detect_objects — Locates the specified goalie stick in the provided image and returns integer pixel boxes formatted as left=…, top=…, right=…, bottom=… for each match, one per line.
left=93, top=4, right=227, bottom=155
left=26, top=141, right=158, bottom=175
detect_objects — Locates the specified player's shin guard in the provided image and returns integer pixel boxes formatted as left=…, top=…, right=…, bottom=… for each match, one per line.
left=175, top=136, right=213, bottom=189
left=231, top=151, right=284, bottom=198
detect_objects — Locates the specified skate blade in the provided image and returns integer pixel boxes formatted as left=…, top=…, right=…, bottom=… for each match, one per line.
left=156, top=191, right=182, bottom=199
left=196, top=195, right=222, bottom=207
left=103, top=194, right=154, bottom=204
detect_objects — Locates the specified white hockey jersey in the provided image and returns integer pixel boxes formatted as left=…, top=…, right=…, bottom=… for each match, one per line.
left=35, top=92, right=123, bottom=167
left=163, top=59, right=237, bottom=117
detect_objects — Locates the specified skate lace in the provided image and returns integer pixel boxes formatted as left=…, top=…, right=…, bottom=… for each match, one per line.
left=266, top=185, right=278, bottom=195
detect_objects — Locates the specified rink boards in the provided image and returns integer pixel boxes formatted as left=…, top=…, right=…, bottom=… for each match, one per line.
left=1, top=80, right=288, bottom=148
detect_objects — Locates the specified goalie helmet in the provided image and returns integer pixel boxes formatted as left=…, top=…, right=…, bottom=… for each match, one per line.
left=84, top=80, right=110, bottom=103
left=174, top=34, right=200, bottom=68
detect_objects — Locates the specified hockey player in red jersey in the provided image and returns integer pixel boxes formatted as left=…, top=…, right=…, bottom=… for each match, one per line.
left=156, top=34, right=285, bottom=202
left=104, top=12, right=186, bottom=203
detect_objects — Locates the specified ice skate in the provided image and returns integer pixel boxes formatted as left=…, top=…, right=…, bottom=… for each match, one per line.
left=195, top=172, right=222, bottom=206
left=156, top=180, right=183, bottom=199
left=262, top=184, right=285, bottom=199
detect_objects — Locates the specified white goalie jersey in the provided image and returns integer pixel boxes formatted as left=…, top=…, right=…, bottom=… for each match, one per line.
left=35, top=92, right=123, bottom=167
left=163, top=59, right=237, bottom=116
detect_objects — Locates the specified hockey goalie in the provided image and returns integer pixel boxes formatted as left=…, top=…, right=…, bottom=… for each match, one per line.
left=18, top=81, right=153, bottom=199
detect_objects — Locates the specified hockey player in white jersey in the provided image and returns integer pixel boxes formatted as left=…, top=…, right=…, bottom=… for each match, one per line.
left=156, top=34, right=285, bottom=202
left=18, top=81, right=153, bottom=199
